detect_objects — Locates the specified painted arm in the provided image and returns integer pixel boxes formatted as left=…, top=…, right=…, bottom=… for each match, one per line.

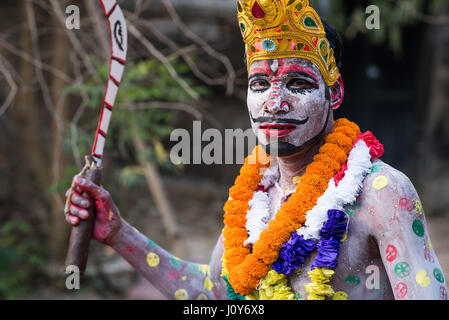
left=66, top=175, right=228, bottom=300
left=363, top=165, right=447, bottom=300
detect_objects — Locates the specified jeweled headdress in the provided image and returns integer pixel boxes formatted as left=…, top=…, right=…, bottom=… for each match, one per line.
left=238, top=0, right=339, bottom=86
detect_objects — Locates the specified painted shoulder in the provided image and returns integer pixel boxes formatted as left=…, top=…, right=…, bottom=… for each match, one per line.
left=362, top=159, right=417, bottom=197
left=357, top=158, right=422, bottom=223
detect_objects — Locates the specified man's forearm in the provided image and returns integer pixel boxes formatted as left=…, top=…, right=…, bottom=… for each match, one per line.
left=108, top=219, right=222, bottom=300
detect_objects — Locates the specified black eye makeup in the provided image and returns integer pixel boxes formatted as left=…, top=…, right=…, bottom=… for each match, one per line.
left=249, top=79, right=270, bottom=92
left=286, top=78, right=318, bottom=94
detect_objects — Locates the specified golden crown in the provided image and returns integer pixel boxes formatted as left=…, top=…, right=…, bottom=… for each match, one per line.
left=238, top=0, right=339, bottom=86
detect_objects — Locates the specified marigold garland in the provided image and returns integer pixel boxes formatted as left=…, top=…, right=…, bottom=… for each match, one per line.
left=222, top=118, right=361, bottom=295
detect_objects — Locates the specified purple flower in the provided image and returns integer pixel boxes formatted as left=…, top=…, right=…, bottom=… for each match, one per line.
left=320, top=209, right=347, bottom=241
left=311, top=238, right=340, bottom=269
left=273, top=233, right=316, bottom=275
left=311, top=209, right=348, bottom=270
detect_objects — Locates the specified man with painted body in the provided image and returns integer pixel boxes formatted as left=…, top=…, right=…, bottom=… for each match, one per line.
left=65, top=1, right=447, bottom=300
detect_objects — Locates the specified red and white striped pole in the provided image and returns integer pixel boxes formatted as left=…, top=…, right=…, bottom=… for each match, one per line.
left=91, top=0, right=128, bottom=166
left=65, top=0, right=127, bottom=274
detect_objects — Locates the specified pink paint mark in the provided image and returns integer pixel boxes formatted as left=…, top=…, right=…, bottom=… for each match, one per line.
left=126, top=246, right=134, bottom=253
left=440, top=286, right=447, bottom=300
left=399, top=197, right=414, bottom=212
left=277, top=64, right=319, bottom=83
left=385, top=244, right=397, bottom=262
left=424, top=247, right=435, bottom=263
left=395, top=282, right=408, bottom=299
left=168, top=268, right=180, bottom=280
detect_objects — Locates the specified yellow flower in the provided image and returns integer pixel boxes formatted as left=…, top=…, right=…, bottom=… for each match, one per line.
left=247, top=270, right=297, bottom=300
left=305, top=268, right=335, bottom=300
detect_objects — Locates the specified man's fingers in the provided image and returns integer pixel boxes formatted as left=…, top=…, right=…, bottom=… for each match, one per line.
left=71, top=191, right=91, bottom=209
left=69, top=204, right=89, bottom=220
left=66, top=213, right=80, bottom=226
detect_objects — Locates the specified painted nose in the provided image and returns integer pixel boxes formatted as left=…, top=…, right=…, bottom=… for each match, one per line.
left=264, top=99, right=290, bottom=113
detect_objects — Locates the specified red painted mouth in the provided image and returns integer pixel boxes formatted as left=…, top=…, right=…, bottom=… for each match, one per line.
left=259, top=123, right=296, bottom=137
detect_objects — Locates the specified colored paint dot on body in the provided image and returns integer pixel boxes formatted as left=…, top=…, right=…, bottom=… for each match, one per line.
left=394, top=262, right=411, bottom=278
left=433, top=268, right=445, bottom=283
left=344, top=275, right=360, bottom=288
left=199, top=264, right=210, bottom=275
left=204, top=277, right=214, bottom=291
left=147, top=238, right=157, bottom=248
left=344, top=202, right=359, bottom=216
left=372, top=176, right=389, bottom=190
left=332, top=291, right=348, bottom=300
left=188, top=263, right=201, bottom=275
left=416, top=269, right=431, bottom=287
left=385, top=244, right=398, bottom=262
left=413, top=199, right=423, bottom=215
left=395, top=282, right=408, bottom=299
left=371, top=163, right=384, bottom=173
left=412, top=219, right=425, bottom=237
left=174, top=289, right=189, bottom=300
left=427, top=235, right=433, bottom=250
left=170, top=256, right=182, bottom=269
left=146, top=252, right=160, bottom=267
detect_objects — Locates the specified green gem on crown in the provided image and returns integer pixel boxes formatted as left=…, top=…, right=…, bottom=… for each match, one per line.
left=304, top=16, right=317, bottom=28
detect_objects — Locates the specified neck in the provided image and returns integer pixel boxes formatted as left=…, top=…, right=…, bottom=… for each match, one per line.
left=276, top=113, right=334, bottom=192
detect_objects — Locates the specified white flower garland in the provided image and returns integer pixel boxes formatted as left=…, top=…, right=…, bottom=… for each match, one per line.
left=244, top=140, right=373, bottom=245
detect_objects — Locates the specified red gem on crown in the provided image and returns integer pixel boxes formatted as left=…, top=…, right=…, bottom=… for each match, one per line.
left=252, top=1, right=265, bottom=18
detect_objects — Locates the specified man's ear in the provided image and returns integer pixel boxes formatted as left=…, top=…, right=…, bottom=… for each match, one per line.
left=330, top=74, right=344, bottom=110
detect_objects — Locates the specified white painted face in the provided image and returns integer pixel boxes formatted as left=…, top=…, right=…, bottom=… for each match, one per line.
left=247, top=57, right=332, bottom=156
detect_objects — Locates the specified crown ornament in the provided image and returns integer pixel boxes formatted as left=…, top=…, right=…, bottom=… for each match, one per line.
left=238, top=0, right=339, bottom=86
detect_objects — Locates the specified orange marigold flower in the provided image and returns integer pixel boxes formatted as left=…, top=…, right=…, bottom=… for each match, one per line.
left=334, top=118, right=360, bottom=133
left=318, top=143, right=347, bottom=165
left=229, top=268, right=259, bottom=295
left=305, top=161, right=336, bottom=178
left=313, top=153, right=341, bottom=171
left=224, top=227, right=248, bottom=242
left=225, top=247, right=250, bottom=267
left=229, top=185, right=255, bottom=201
left=325, top=132, right=354, bottom=154
left=223, top=213, right=247, bottom=228
left=223, top=200, right=249, bottom=215
left=300, top=174, right=330, bottom=190
left=334, top=125, right=358, bottom=141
